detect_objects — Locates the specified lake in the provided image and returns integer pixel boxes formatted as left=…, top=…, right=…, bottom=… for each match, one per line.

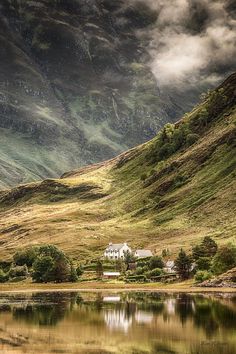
left=0, top=291, right=235, bottom=353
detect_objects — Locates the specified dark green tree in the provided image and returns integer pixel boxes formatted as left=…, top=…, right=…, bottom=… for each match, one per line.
left=32, top=256, right=54, bottom=283
left=32, top=245, right=77, bottom=283
left=192, top=236, right=218, bottom=260
left=149, top=256, right=164, bottom=270
left=175, top=249, right=192, bottom=280
left=211, top=244, right=236, bottom=275
left=96, top=260, right=103, bottom=279
left=13, top=247, right=39, bottom=267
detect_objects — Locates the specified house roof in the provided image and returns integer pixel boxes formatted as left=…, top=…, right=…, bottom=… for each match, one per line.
left=105, top=243, right=127, bottom=251
left=135, top=250, right=153, bottom=257
left=165, top=260, right=175, bottom=268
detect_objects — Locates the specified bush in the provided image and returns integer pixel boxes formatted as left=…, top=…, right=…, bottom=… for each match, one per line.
left=186, top=133, right=200, bottom=146
left=195, top=270, right=212, bottom=283
left=140, top=173, right=147, bottom=181
left=13, top=247, right=39, bottom=267
left=196, top=257, right=212, bottom=271
left=9, top=265, right=29, bottom=278
left=76, top=266, right=84, bottom=277
left=136, top=266, right=144, bottom=275
left=0, top=269, right=8, bottom=283
left=211, top=244, right=236, bottom=275
left=149, top=256, right=164, bottom=270
left=126, top=274, right=147, bottom=283
left=146, top=268, right=163, bottom=279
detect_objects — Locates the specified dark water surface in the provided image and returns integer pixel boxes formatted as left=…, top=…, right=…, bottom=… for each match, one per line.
left=0, top=291, right=236, bottom=353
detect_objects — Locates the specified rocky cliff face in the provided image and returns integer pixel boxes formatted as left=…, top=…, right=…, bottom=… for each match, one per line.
left=0, top=0, right=197, bottom=188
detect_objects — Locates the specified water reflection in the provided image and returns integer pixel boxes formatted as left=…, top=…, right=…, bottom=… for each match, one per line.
left=0, top=292, right=235, bottom=353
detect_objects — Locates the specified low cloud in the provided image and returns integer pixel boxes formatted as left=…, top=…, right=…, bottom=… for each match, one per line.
left=133, top=0, right=236, bottom=89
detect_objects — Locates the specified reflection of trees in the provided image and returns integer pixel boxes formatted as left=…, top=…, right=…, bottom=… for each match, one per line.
left=175, top=294, right=194, bottom=325
left=191, top=342, right=236, bottom=354
left=10, top=292, right=82, bottom=326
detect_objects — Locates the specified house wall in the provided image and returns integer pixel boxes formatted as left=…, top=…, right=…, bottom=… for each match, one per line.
left=104, top=244, right=132, bottom=259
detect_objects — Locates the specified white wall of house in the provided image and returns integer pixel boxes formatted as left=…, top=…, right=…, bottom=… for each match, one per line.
left=104, top=243, right=132, bottom=260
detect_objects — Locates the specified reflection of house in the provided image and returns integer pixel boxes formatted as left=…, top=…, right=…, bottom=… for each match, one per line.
left=103, top=272, right=120, bottom=279
left=164, top=260, right=176, bottom=273
left=104, top=309, right=132, bottom=332
left=103, top=296, right=121, bottom=302
left=104, top=243, right=132, bottom=260
left=135, top=310, right=153, bottom=324
left=134, top=250, right=153, bottom=259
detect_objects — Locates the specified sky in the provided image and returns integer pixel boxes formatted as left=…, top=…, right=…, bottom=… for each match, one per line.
left=132, top=0, right=236, bottom=89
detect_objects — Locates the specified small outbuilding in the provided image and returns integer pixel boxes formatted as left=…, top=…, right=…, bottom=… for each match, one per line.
left=103, top=272, right=121, bottom=279
left=134, top=250, right=153, bottom=259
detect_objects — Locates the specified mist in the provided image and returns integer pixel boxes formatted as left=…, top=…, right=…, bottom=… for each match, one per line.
left=132, top=0, right=236, bottom=90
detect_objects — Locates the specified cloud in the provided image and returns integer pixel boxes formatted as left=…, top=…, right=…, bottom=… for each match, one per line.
left=133, top=0, right=236, bottom=89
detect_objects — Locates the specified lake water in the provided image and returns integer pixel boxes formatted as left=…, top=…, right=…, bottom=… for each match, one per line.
left=0, top=291, right=236, bottom=354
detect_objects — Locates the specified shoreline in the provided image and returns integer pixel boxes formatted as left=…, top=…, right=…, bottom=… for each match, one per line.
left=0, top=281, right=236, bottom=294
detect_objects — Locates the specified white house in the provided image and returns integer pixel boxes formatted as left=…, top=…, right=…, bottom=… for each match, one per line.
left=164, top=260, right=176, bottom=274
left=134, top=250, right=153, bottom=259
left=104, top=243, right=132, bottom=260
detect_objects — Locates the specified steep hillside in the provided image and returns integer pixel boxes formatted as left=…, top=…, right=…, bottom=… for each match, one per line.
left=0, top=73, right=235, bottom=260
left=0, top=0, right=185, bottom=189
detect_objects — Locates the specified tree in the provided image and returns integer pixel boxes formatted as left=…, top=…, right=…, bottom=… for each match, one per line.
left=13, top=247, right=39, bottom=267
left=196, top=257, right=211, bottom=271
left=76, top=265, right=84, bottom=277
left=32, top=245, right=77, bottom=283
left=96, top=260, right=103, bottom=279
left=192, top=236, right=218, bottom=260
left=149, top=256, right=164, bottom=270
left=32, top=256, right=55, bottom=283
left=211, top=244, right=236, bottom=275
left=124, top=251, right=136, bottom=266
left=201, top=236, right=218, bottom=257
left=175, top=249, right=192, bottom=280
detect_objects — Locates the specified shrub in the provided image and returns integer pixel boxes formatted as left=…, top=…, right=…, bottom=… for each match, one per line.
left=0, top=269, right=8, bottom=283
left=9, top=265, right=29, bottom=278
left=126, top=274, right=147, bottom=283
left=158, top=143, right=174, bottom=160
left=211, top=244, right=236, bottom=275
left=76, top=266, right=84, bottom=277
left=195, top=270, right=212, bottom=283
left=136, top=266, right=144, bottom=275
left=186, top=133, right=200, bottom=146
left=146, top=268, right=163, bottom=279
left=140, top=173, right=147, bottom=181
left=196, top=257, right=212, bottom=271
left=13, top=247, right=39, bottom=267
left=149, top=256, right=164, bottom=270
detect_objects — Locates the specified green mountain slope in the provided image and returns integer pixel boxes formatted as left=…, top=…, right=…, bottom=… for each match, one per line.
left=0, top=73, right=235, bottom=260
left=0, top=0, right=185, bottom=189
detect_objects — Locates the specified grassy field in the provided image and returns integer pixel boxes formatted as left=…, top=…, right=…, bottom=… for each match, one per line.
left=0, top=74, right=235, bottom=262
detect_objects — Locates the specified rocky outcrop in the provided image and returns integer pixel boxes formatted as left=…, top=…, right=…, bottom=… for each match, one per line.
left=199, top=268, right=236, bottom=288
